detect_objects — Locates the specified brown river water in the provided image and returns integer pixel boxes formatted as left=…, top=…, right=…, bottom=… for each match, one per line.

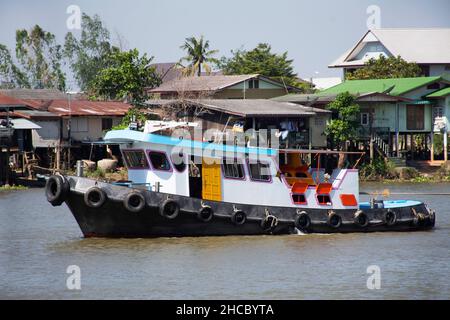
left=0, top=183, right=449, bottom=300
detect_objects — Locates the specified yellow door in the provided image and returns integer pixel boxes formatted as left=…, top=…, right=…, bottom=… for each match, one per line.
left=202, top=158, right=222, bottom=201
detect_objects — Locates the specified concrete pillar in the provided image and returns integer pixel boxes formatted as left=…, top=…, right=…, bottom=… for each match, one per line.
left=430, top=132, right=434, bottom=162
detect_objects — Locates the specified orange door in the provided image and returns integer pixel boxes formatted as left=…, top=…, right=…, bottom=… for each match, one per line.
left=202, top=158, right=222, bottom=201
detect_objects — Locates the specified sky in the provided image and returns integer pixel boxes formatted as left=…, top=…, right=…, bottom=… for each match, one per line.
left=0, top=0, right=449, bottom=89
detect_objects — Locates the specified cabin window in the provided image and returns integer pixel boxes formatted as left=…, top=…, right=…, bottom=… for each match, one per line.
left=122, top=150, right=149, bottom=169
left=407, top=105, right=425, bottom=130
left=317, top=195, right=331, bottom=205
left=248, top=161, right=271, bottom=182
left=171, top=150, right=186, bottom=172
left=292, top=194, right=307, bottom=205
left=148, top=151, right=171, bottom=171
left=102, top=118, right=113, bottom=131
left=222, top=159, right=245, bottom=179
left=360, top=113, right=369, bottom=126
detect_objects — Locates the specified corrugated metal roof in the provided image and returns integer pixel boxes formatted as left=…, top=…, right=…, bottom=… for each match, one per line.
left=321, top=76, right=444, bottom=96
left=14, top=110, right=60, bottom=119
left=0, top=93, right=27, bottom=107
left=148, top=74, right=259, bottom=93
left=0, top=88, right=67, bottom=100
left=47, top=100, right=132, bottom=116
left=194, top=99, right=328, bottom=117
left=10, top=118, right=41, bottom=129
left=426, top=87, right=450, bottom=98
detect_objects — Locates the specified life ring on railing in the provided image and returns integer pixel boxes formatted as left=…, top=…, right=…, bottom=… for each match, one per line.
left=354, top=210, right=369, bottom=228
left=197, top=206, right=214, bottom=222
left=84, top=187, right=107, bottom=208
left=294, top=211, right=311, bottom=231
left=327, top=211, right=342, bottom=229
left=160, top=199, right=180, bottom=219
left=45, top=175, right=70, bottom=206
left=261, top=214, right=278, bottom=232
left=231, top=210, right=246, bottom=225
left=123, top=192, right=146, bottom=213
left=384, top=209, right=397, bottom=226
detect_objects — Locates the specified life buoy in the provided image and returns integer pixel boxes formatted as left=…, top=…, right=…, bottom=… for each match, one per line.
left=384, top=209, right=397, bottom=226
left=231, top=210, right=246, bottom=225
left=429, top=211, right=436, bottom=227
left=354, top=210, right=369, bottom=227
left=294, top=211, right=311, bottom=231
left=327, top=211, right=342, bottom=228
left=84, top=187, right=107, bottom=208
left=261, top=214, right=278, bottom=232
left=198, top=206, right=214, bottom=222
left=123, top=192, right=146, bottom=213
left=45, top=175, right=69, bottom=206
left=160, top=199, right=180, bottom=219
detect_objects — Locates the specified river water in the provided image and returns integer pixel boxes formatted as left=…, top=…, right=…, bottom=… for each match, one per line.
left=0, top=183, right=449, bottom=300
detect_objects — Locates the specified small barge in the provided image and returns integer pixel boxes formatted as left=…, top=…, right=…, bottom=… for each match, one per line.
left=45, top=121, right=435, bottom=237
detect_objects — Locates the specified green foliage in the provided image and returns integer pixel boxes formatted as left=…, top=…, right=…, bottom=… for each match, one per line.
left=64, top=13, right=119, bottom=90
left=88, top=49, right=161, bottom=105
left=346, top=55, right=421, bottom=80
left=180, top=36, right=219, bottom=76
left=0, top=185, right=28, bottom=191
left=219, top=43, right=300, bottom=87
left=111, top=107, right=154, bottom=130
left=324, top=92, right=360, bottom=147
left=0, top=25, right=65, bottom=90
left=86, top=168, right=105, bottom=179
left=360, top=158, right=396, bottom=180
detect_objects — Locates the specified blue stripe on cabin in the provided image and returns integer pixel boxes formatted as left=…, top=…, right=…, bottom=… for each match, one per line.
left=104, top=129, right=277, bottom=156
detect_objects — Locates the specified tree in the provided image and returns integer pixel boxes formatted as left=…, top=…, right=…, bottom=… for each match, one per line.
left=324, top=92, right=360, bottom=153
left=0, top=44, right=29, bottom=88
left=64, top=13, right=119, bottom=90
left=219, top=43, right=301, bottom=87
left=88, top=49, right=161, bottom=105
left=0, top=25, right=64, bottom=90
left=180, top=36, right=218, bottom=76
left=346, top=55, right=421, bottom=80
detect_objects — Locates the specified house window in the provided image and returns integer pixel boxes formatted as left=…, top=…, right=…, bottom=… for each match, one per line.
left=148, top=151, right=171, bottom=171
left=102, top=118, right=113, bottom=130
left=71, top=118, right=88, bottom=132
left=248, top=161, right=271, bottom=182
left=248, top=79, right=259, bottom=89
left=222, top=159, right=245, bottom=179
left=122, top=150, right=149, bottom=169
left=360, top=113, right=369, bottom=126
left=407, top=105, right=425, bottom=130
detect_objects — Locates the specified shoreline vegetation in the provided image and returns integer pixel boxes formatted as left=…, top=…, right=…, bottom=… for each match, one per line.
left=360, top=158, right=450, bottom=183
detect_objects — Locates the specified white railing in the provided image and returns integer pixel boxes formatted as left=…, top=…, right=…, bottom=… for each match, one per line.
left=372, top=133, right=389, bottom=157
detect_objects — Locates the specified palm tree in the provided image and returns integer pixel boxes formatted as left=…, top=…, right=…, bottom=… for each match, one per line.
left=180, top=36, right=218, bottom=76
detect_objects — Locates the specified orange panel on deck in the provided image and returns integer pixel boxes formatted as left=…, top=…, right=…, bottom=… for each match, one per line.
left=316, top=183, right=332, bottom=194
left=291, top=182, right=308, bottom=194
left=340, top=194, right=358, bottom=206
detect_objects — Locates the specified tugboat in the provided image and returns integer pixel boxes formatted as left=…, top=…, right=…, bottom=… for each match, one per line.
left=45, top=121, right=435, bottom=237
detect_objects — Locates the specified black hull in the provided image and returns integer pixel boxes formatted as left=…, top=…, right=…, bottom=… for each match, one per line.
left=50, top=176, right=435, bottom=238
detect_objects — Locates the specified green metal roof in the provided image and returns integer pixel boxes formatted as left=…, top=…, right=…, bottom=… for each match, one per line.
left=321, top=76, right=442, bottom=96
left=426, top=87, right=450, bottom=98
